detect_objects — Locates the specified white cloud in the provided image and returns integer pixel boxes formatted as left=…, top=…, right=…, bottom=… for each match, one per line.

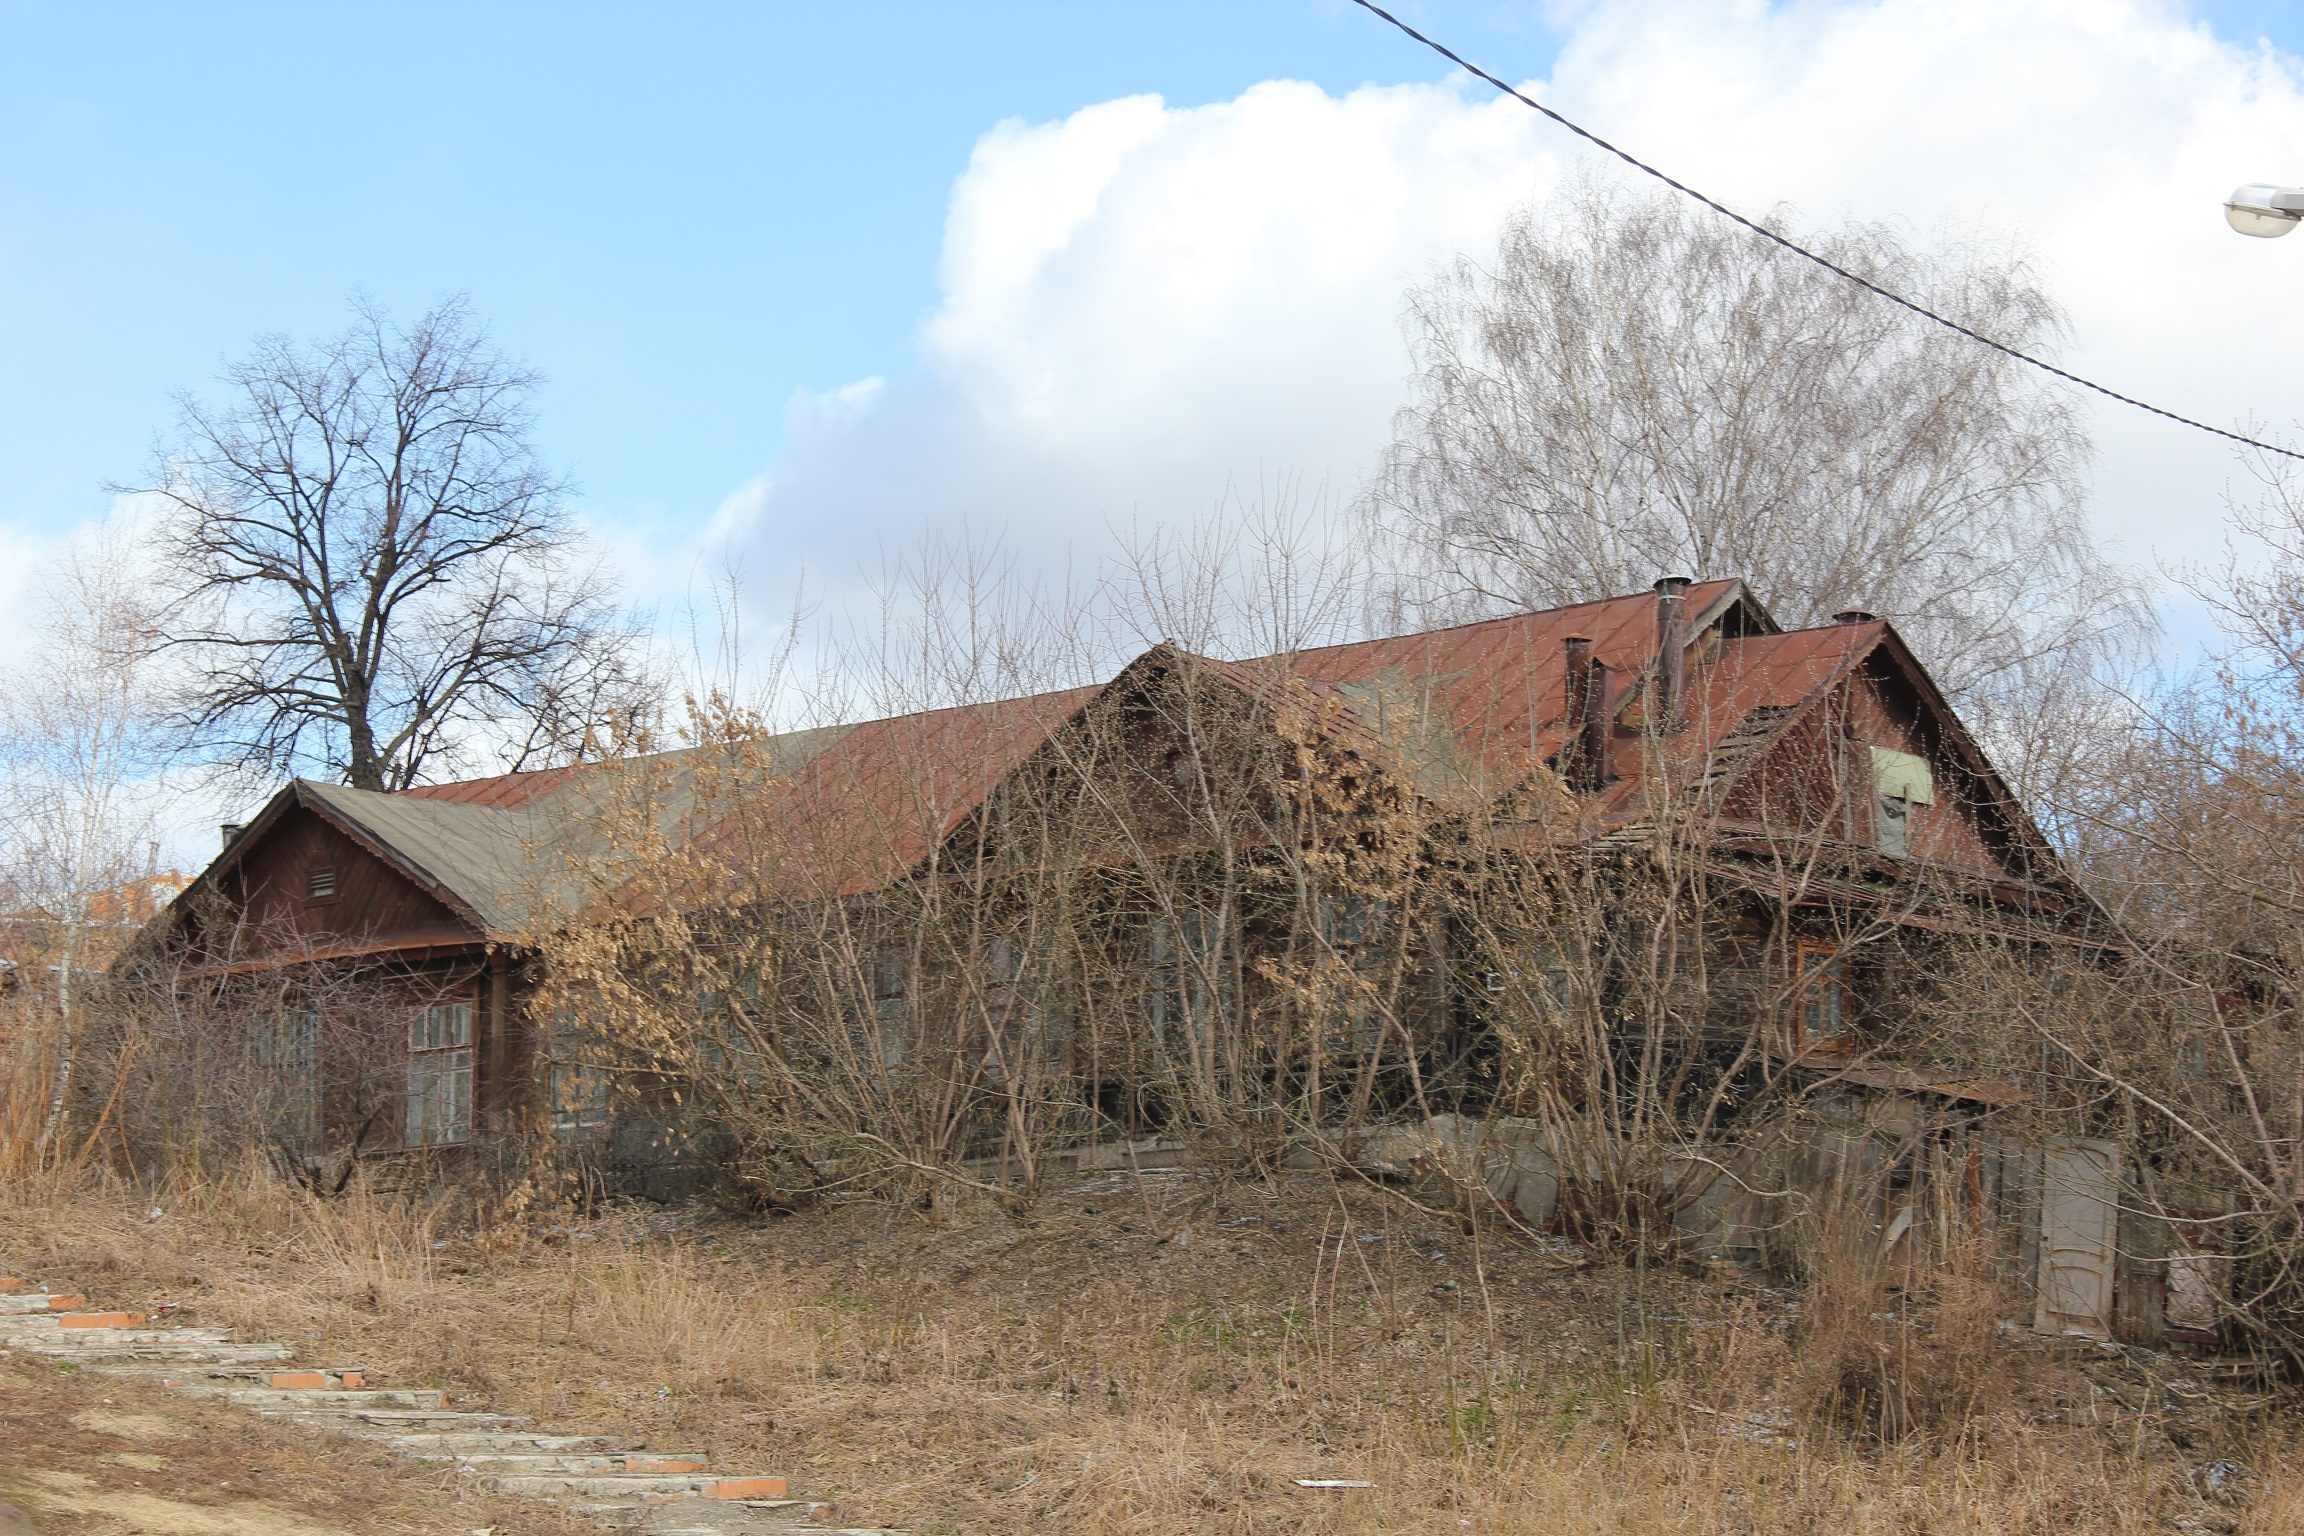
left=735, top=0, right=2304, bottom=625
left=741, top=77, right=1562, bottom=605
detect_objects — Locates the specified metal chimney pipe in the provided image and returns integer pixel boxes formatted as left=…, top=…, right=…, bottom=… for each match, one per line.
left=1561, top=634, right=1595, bottom=787
left=1562, top=635, right=1593, bottom=729
left=219, top=822, right=245, bottom=850
left=1654, top=576, right=1692, bottom=732
left=1581, top=660, right=1614, bottom=788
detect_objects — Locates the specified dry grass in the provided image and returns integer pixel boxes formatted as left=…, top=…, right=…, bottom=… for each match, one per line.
left=1, top=1161, right=2296, bottom=1536
left=0, top=1311, right=596, bottom=1536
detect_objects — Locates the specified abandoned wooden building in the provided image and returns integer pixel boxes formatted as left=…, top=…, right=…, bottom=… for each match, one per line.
left=134, top=578, right=2198, bottom=1345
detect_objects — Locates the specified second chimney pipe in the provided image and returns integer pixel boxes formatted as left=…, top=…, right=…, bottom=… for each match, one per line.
left=1563, top=635, right=1594, bottom=730
left=1562, top=634, right=1595, bottom=786
left=1582, top=659, right=1614, bottom=788
left=1654, top=575, right=1692, bottom=731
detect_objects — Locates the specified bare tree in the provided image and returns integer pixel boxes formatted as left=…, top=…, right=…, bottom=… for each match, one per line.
left=0, top=520, right=174, bottom=1165
left=1361, top=181, right=2147, bottom=773
left=144, top=297, right=650, bottom=792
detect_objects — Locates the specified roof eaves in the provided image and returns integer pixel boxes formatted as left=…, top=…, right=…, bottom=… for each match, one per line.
left=149, top=781, right=304, bottom=939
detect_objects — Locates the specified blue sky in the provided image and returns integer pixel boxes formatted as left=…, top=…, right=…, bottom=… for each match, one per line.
left=0, top=1, right=1576, bottom=540
left=6, top=0, right=2304, bottom=639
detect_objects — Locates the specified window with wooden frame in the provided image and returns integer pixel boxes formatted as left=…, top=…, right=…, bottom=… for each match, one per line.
left=406, top=1001, right=473, bottom=1146
left=869, top=943, right=908, bottom=1068
left=256, top=1008, right=319, bottom=1149
left=1793, top=943, right=1849, bottom=1051
left=543, top=1004, right=609, bottom=1137
left=548, top=1060, right=610, bottom=1137
left=1319, top=893, right=1390, bottom=1052
left=1150, top=909, right=1231, bottom=1057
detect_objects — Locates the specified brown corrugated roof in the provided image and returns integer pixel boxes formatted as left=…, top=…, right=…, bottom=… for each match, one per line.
left=400, top=763, right=594, bottom=809
left=180, top=580, right=2058, bottom=948
left=739, top=687, right=1105, bottom=899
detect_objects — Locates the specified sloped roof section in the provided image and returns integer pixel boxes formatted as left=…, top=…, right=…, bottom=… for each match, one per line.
left=743, top=688, right=1105, bottom=899
left=296, top=780, right=554, bottom=938
left=169, top=578, right=2079, bottom=953
left=1287, top=580, right=1756, bottom=780
left=398, top=762, right=594, bottom=809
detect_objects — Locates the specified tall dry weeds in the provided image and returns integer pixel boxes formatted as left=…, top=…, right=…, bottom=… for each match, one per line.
left=3, top=1163, right=2297, bottom=1536
left=1795, top=1215, right=2006, bottom=1443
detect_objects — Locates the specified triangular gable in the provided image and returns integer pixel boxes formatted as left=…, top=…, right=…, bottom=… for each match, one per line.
left=1679, top=620, right=2081, bottom=898
left=155, top=783, right=488, bottom=967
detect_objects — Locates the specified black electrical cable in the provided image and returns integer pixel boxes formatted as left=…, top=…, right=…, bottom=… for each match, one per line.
left=1350, top=0, right=2304, bottom=463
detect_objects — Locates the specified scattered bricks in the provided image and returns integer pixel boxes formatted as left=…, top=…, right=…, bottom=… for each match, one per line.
left=59, top=1312, right=144, bottom=1329
left=43, top=1295, right=87, bottom=1310
left=0, top=1278, right=27, bottom=1291
left=271, top=1371, right=330, bottom=1389
left=625, top=1459, right=707, bottom=1474
left=339, top=1372, right=366, bottom=1388
left=705, top=1477, right=789, bottom=1500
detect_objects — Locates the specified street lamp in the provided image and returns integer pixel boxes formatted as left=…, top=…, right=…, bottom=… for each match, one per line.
left=2227, top=183, right=2304, bottom=238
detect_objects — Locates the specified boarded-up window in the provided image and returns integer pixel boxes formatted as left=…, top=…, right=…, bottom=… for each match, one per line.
left=1870, top=746, right=1934, bottom=858
left=407, top=1001, right=473, bottom=1147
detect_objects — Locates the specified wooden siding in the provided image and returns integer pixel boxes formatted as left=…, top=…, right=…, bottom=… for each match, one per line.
left=219, top=806, right=478, bottom=958
left=1719, top=665, right=2012, bottom=880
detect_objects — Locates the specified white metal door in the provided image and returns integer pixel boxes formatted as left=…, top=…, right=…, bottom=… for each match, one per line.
left=2034, top=1139, right=2120, bottom=1338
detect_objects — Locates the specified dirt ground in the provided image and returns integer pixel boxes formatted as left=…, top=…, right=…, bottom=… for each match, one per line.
left=6, top=1163, right=2303, bottom=1534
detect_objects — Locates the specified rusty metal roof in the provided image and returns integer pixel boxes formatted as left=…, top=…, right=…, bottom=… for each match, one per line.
left=179, top=580, right=2052, bottom=940
left=399, top=763, right=594, bottom=809
left=740, top=687, right=1105, bottom=898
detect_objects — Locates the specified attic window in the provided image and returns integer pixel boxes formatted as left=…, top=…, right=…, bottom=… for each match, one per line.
left=306, top=866, right=339, bottom=902
left=1869, top=747, right=1934, bottom=859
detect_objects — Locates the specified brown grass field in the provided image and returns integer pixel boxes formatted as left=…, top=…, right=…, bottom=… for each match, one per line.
left=2, top=1162, right=2299, bottom=1535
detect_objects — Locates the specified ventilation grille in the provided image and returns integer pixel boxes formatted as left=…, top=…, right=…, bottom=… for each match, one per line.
left=307, top=866, right=338, bottom=901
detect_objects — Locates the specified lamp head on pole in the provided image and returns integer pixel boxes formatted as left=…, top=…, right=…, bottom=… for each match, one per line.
left=2226, top=183, right=2304, bottom=238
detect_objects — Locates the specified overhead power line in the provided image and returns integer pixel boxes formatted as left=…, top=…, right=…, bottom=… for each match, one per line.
left=1349, top=0, right=2304, bottom=463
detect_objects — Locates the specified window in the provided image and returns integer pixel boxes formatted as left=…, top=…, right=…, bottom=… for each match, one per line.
left=1482, top=956, right=1574, bottom=1020
left=406, top=1001, right=473, bottom=1146
left=870, top=944, right=908, bottom=1068
left=1150, top=910, right=1231, bottom=1055
left=548, top=1060, right=610, bottom=1136
left=257, top=1009, right=319, bottom=1148
left=1164, top=747, right=1201, bottom=798
left=1876, top=793, right=1911, bottom=857
left=1869, top=747, right=1934, bottom=858
left=1794, top=945, right=1847, bottom=1050
left=306, top=865, right=338, bottom=901
left=1320, top=894, right=1389, bottom=1051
